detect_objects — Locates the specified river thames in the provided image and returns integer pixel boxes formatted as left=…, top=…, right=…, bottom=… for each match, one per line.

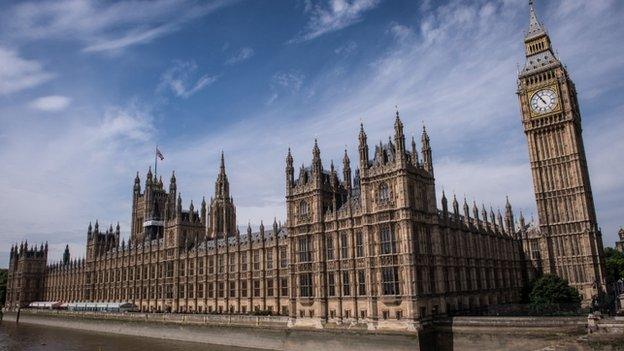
left=0, top=322, right=255, bottom=351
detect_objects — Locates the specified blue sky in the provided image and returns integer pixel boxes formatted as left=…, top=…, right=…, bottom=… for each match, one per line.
left=1, top=0, right=623, bottom=266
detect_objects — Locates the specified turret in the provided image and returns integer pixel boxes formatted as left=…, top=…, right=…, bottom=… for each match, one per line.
left=215, top=152, right=230, bottom=198
left=134, top=172, right=141, bottom=195
left=505, top=196, right=515, bottom=235
left=311, top=139, right=322, bottom=176
left=394, top=110, right=406, bottom=160
left=343, top=149, right=351, bottom=190
left=201, top=196, right=207, bottom=223
left=441, top=191, right=448, bottom=217
left=358, top=123, right=369, bottom=170
left=452, top=194, right=460, bottom=218
left=421, top=125, right=433, bottom=176
left=273, top=217, right=279, bottom=234
left=63, top=245, right=70, bottom=265
left=169, top=170, right=177, bottom=194
left=411, top=136, right=419, bottom=166
left=286, top=148, right=294, bottom=189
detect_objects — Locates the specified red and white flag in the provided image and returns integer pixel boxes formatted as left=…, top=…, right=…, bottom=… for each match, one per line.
left=156, top=147, right=164, bottom=161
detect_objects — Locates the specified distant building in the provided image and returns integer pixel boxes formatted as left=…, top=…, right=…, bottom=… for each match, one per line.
left=5, top=1, right=608, bottom=326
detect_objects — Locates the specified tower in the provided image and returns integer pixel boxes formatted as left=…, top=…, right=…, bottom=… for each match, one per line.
left=517, top=0, right=606, bottom=302
left=207, top=152, right=237, bottom=239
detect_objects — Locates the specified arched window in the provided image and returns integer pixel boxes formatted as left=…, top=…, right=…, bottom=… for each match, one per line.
left=299, top=200, right=309, bottom=216
left=378, top=182, right=390, bottom=202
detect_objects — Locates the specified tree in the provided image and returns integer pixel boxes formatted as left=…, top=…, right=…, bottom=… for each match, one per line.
left=0, top=268, right=7, bottom=307
left=604, top=247, right=624, bottom=285
left=529, top=274, right=581, bottom=314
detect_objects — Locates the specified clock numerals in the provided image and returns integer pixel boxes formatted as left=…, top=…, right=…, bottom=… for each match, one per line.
left=530, top=89, right=558, bottom=114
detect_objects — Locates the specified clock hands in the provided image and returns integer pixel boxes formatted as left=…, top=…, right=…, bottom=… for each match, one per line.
left=537, top=94, right=547, bottom=104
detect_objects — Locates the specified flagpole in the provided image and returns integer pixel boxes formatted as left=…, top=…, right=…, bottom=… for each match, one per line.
left=154, top=145, right=158, bottom=178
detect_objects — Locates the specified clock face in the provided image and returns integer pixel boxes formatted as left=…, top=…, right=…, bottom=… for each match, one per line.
left=530, top=89, right=558, bottom=114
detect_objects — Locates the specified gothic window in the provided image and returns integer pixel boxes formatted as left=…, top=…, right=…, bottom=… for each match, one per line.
left=197, top=283, right=204, bottom=298
left=298, top=236, right=312, bottom=262
left=328, top=272, right=336, bottom=296
left=340, top=233, right=349, bottom=259
left=241, top=252, right=248, bottom=271
left=241, top=281, right=248, bottom=297
left=279, top=246, right=288, bottom=268
left=229, top=255, right=236, bottom=272
left=253, top=250, right=260, bottom=270
left=381, top=266, right=400, bottom=295
left=280, top=277, right=288, bottom=297
left=379, top=225, right=396, bottom=255
left=342, top=271, right=351, bottom=296
left=229, top=281, right=236, bottom=297
left=208, top=282, right=214, bottom=298
left=358, top=270, right=366, bottom=295
left=253, top=280, right=261, bottom=297
left=267, top=279, right=274, bottom=297
left=326, top=236, right=334, bottom=260
left=218, top=282, right=224, bottom=298
left=299, top=273, right=313, bottom=297
left=267, top=251, right=273, bottom=269
left=355, top=232, right=364, bottom=257
left=378, top=182, right=390, bottom=202
left=299, top=201, right=309, bottom=216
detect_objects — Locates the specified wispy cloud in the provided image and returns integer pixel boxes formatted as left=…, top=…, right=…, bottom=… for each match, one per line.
left=225, top=47, right=255, bottom=65
left=291, top=0, right=381, bottom=42
left=159, top=61, right=218, bottom=98
left=266, top=70, right=305, bottom=104
left=0, top=46, right=55, bottom=95
left=29, top=95, right=72, bottom=112
left=1, top=0, right=238, bottom=53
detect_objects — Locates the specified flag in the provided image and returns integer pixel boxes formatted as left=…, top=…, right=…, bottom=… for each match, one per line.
left=156, top=147, right=164, bottom=161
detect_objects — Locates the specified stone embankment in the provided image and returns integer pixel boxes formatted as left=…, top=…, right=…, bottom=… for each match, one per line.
left=2, top=310, right=623, bottom=351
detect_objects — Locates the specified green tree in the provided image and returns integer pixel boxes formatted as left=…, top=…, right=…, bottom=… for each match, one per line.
left=604, top=247, right=624, bottom=285
left=529, top=274, right=581, bottom=314
left=0, top=268, right=7, bottom=307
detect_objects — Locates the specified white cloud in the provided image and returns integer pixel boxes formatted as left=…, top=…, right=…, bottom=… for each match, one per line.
left=29, top=95, right=72, bottom=112
left=225, top=47, right=255, bottom=65
left=388, top=22, right=412, bottom=41
left=334, top=40, right=358, bottom=55
left=1, top=0, right=238, bottom=53
left=0, top=46, right=54, bottom=95
left=292, top=0, right=381, bottom=42
left=266, top=70, right=305, bottom=104
left=159, top=61, right=218, bottom=98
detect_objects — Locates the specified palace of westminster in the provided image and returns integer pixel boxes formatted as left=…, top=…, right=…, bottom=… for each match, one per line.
left=5, top=2, right=611, bottom=328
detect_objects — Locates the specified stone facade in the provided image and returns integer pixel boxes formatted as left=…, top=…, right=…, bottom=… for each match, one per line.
left=5, top=1, right=608, bottom=321
left=616, top=229, right=624, bottom=253
left=516, top=0, right=607, bottom=303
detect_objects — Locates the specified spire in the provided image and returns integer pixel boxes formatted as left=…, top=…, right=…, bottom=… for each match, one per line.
left=441, top=191, right=448, bottom=216
left=247, top=222, right=252, bottom=235
left=343, top=149, right=352, bottom=190
left=526, top=0, right=546, bottom=40
left=505, top=196, right=515, bottom=235
left=452, top=194, right=459, bottom=217
left=421, top=125, right=433, bottom=176
left=63, top=245, right=70, bottom=265
left=134, top=172, right=141, bottom=193
left=273, top=217, right=278, bottom=234
left=312, top=139, right=322, bottom=174
left=463, top=197, right=470, bottom=219
left=394, top=108, right=406, bottom=158
left=358, top=123, right=369, bottom=169
left=411, top=135, right=419, bottom=166
left=215, top=152, right=230, bottom=198
left=286, top=148, right=294, bottom=189
left=169, top=170, right=177, bottom=193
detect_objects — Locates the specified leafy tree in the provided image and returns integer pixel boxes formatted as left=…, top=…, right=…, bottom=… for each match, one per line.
left=529, top=274, right=581, bottom=313
left=604, top=247, right=624, bottom=285
left=0, top=268, right=7, bottom=307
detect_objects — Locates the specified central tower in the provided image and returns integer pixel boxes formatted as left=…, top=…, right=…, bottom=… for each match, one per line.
left=516, top=0, right=606, bottom=302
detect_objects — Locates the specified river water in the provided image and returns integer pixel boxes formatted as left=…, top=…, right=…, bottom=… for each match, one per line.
left=0, top=321, right=256, bottom=351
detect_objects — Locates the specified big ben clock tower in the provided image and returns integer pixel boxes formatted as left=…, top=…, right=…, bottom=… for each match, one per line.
left=517, top=0, right=606, bottom=303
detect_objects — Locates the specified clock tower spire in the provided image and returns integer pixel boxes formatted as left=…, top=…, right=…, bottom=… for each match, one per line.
left=517, top=0, right=606, bottom=304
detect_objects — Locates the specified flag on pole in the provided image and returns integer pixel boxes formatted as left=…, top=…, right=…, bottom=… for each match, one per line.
left=156, top=147, right=164, bottom=161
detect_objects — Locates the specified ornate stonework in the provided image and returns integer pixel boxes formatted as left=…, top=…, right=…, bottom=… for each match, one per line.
left=5, top=1, right=607, bottom=320
left=516, top=0, right=606, bottom=303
